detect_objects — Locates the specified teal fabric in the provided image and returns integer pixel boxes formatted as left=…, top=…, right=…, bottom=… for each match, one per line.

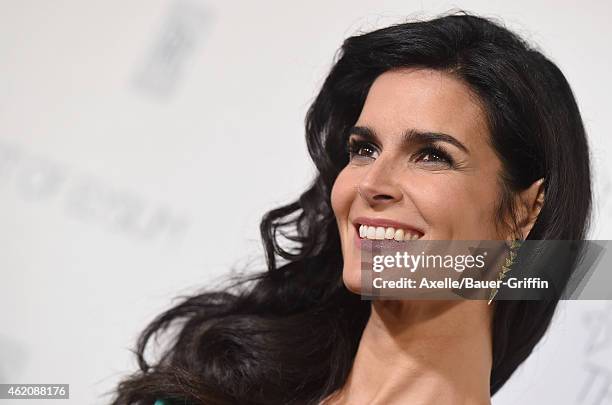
left=154, top=400, right=167, bottom=405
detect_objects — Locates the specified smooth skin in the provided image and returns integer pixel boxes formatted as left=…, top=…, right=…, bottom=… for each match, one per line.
left=328, top=68, right=544, bottom=405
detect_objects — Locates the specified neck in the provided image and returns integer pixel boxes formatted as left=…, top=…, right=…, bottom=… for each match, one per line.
left=327, top=300, right=494, bottom=405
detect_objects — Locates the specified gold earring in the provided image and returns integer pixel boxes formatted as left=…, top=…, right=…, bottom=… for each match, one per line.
left=488, top=239, right=522, bottom=305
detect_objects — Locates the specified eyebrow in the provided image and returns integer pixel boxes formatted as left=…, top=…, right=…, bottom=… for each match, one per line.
left=349, top=125, right=470, bottom=154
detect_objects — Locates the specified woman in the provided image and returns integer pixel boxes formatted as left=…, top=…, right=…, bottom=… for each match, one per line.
left=112, top=11, right=591, bottom=405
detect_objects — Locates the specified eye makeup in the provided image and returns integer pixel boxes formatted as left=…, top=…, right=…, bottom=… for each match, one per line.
left=345, top=135, right=458, bottom=169
left=346, top=138, right=378, bottom=160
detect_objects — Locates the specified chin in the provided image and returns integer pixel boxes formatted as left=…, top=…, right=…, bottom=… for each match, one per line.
left=342, top=266, right=363, bottom=295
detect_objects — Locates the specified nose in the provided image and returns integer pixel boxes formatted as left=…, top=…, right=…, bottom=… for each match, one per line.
left=357, top=156, right=403, bottom=206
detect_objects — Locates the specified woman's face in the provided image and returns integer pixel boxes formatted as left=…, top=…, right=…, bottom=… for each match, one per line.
left=331, top=68, right=507, bottom=293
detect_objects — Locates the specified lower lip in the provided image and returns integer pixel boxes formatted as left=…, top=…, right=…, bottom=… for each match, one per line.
left=353, top=228, right=364, bottom=249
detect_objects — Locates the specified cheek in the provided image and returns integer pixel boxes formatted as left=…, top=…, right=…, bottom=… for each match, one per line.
left=410, top=174, right=501, bottom=239
left=330, top=168, right=355, bottom=221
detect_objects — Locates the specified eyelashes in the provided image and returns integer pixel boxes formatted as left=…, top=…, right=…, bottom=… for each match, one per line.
left=346, top=138, right=456, bottom=168
left=416, top=145, right=455, bottom=166
left=346, top=139, right=379, bottom=160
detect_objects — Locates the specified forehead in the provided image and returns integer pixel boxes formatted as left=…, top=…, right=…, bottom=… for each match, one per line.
left=357, top=68, right=490, bottom=148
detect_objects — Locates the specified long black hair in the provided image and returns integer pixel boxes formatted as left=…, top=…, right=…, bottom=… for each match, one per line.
left=111, top=11, right=592, bottom=405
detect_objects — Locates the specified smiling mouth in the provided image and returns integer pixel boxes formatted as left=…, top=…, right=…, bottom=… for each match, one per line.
left=357, top=224, right=423, bottom=241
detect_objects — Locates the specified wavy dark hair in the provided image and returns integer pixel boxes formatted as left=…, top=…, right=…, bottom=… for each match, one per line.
left=111, top=11, right=591, bottom=405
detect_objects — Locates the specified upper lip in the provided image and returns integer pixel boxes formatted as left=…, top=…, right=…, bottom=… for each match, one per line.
left=352, top=216, right=424, bottom=236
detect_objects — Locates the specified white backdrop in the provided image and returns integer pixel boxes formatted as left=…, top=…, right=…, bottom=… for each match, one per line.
left=1, top=0, right=611, bottom=404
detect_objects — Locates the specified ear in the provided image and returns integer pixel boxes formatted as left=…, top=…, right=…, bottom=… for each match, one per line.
left=515, top=178, right=545, bottom=240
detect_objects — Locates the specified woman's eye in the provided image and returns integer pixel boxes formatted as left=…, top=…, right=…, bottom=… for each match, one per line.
left=347, top=140, right=379, bottom=160
left=346, top=140, right=455, bottom=168
left=414, top=146, right=454, bottom=167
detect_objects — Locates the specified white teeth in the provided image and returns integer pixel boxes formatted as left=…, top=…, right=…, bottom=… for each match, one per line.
left=359, top=225, right=366, bottom=238
left=357, top=224, right=421, bottom=241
